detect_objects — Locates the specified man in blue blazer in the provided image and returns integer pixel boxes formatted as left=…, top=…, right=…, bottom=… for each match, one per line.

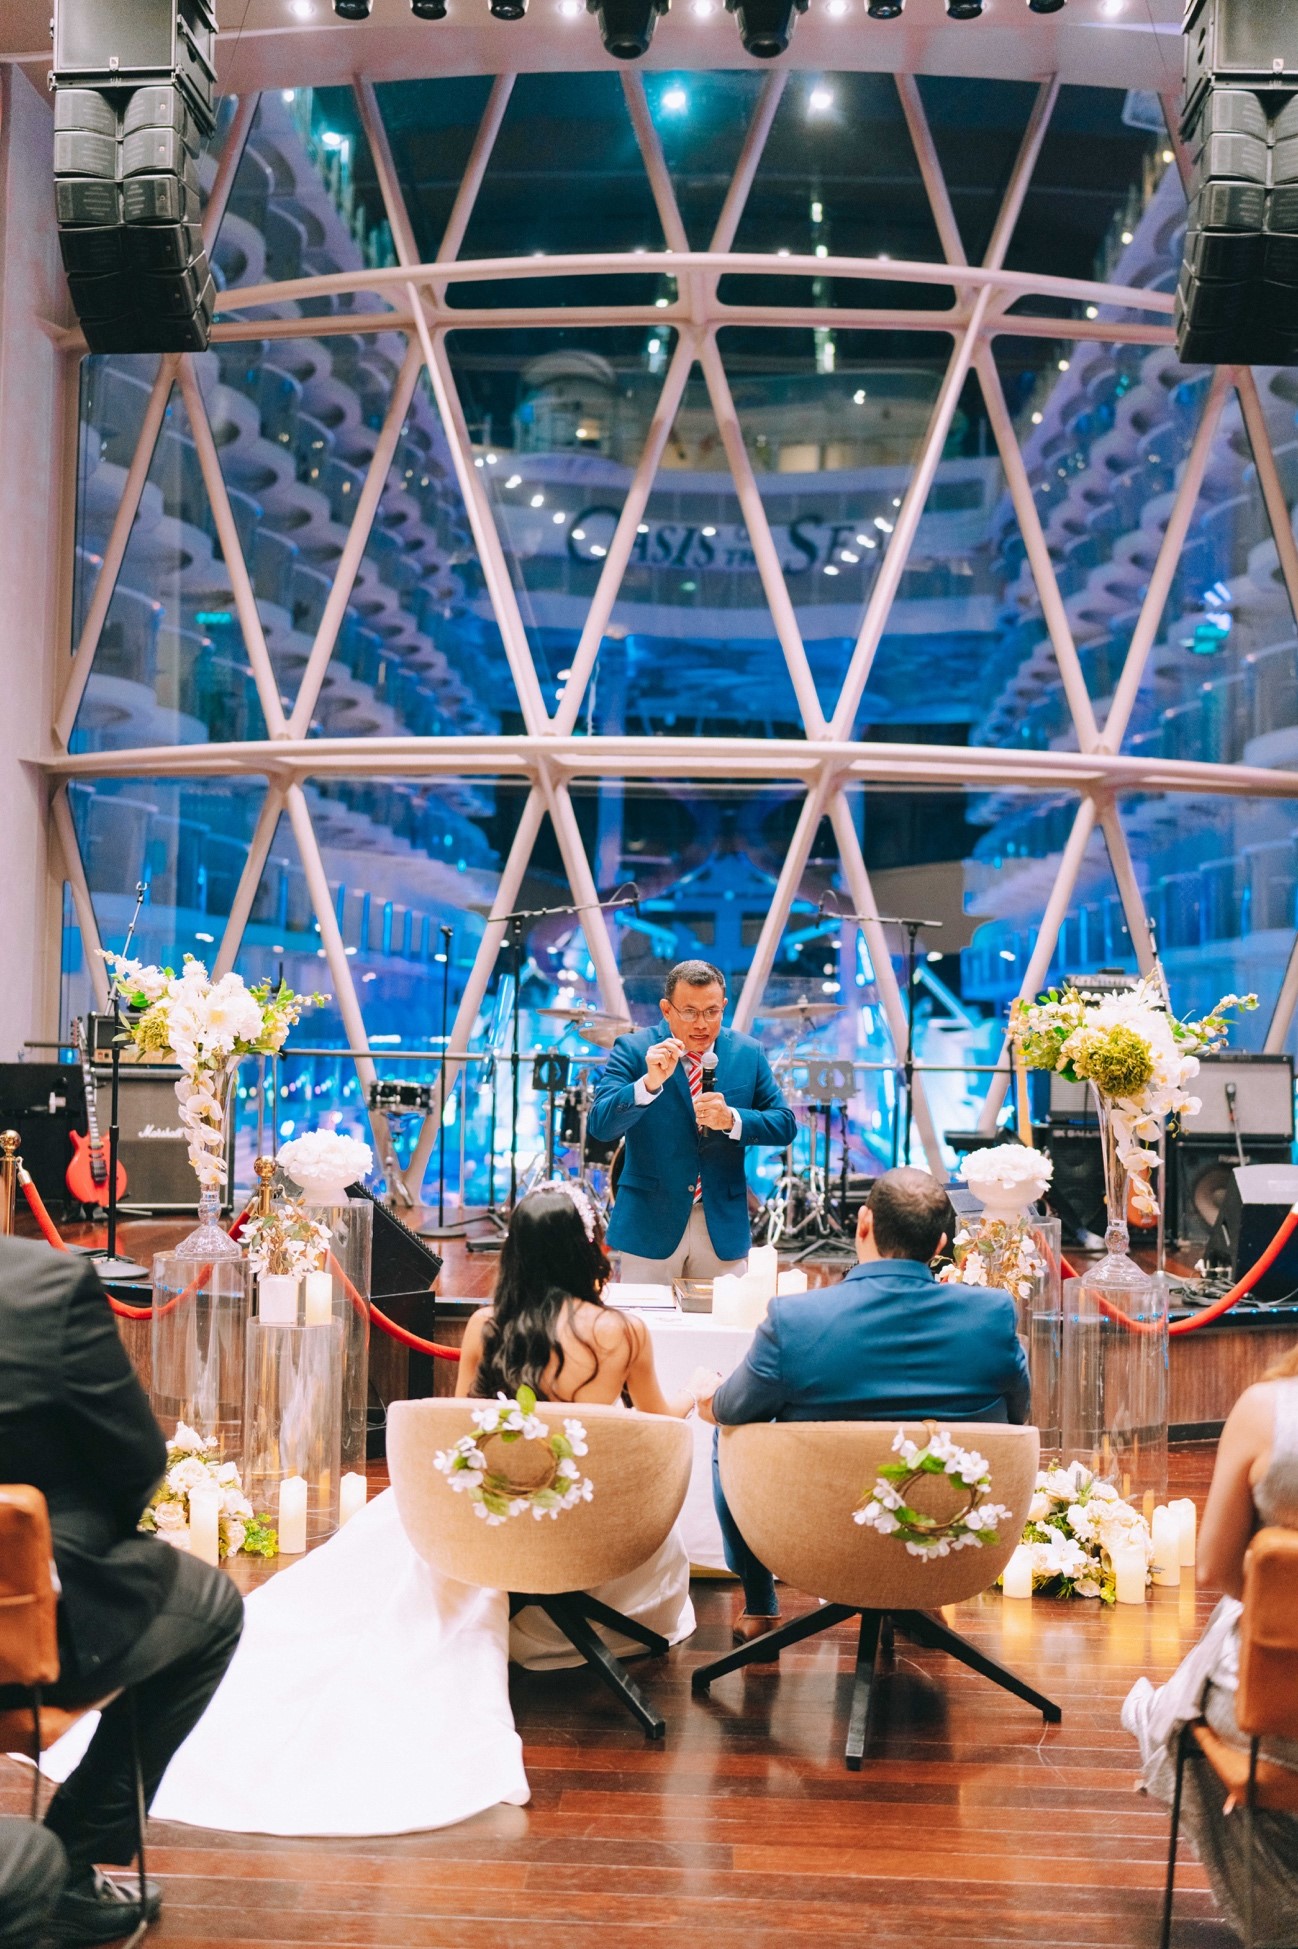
left=699, top=1167, right=1030, bottom=1645
left=588, top=960, right=796, bottom=1281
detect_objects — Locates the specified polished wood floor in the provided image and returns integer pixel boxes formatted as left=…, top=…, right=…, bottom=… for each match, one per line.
left=1, top=1448, right=1234, bottom=1948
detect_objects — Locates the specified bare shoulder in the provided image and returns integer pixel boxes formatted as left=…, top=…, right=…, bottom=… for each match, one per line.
left=462, top=1306, right=493, bottom=1347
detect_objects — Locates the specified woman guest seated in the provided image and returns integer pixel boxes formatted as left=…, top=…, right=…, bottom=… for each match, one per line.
left=457, top=1181, right=701, bottom=1668
left=1123, top=1346, right=1298, bottom=1943
left=43, top=1183, right=699, bottom=1838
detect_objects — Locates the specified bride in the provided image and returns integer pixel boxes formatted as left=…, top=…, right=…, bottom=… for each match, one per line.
left=45, top=1183, right=699, bottom=1837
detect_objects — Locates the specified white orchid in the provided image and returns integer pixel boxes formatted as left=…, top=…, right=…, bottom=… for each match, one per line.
left=1019, top=1461, right=1152, bottom=1601
left=142, top=1430, right=275, bottom=1560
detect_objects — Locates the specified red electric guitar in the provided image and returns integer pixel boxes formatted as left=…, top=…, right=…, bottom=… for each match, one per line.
left=65, top=1017, right=127, bottom=1209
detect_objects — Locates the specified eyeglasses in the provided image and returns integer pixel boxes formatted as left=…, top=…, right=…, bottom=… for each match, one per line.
left=668, top=1003, right=724, bottom=1025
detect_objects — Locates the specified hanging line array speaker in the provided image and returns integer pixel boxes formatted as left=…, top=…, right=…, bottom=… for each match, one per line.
left=51, top=0, right=218, bottom=354
left=1177, top=0, right=1298, bottom=365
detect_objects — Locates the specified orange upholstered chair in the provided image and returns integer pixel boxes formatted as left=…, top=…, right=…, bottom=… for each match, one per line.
left=1160, top=1526, right=1298, bottom=1949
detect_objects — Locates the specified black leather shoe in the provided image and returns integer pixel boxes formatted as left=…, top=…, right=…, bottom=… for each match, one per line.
left=48, top=1868, right=162, bottom=1943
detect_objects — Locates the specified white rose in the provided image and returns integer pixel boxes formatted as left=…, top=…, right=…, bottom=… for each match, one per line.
left=153, top=1500, right=187, bottom=1532
left=1028, top=1492, right=1051, bottom=1522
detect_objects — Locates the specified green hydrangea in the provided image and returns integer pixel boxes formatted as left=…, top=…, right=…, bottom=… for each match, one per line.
left=1071, top=1024, right=1154, bottom=1100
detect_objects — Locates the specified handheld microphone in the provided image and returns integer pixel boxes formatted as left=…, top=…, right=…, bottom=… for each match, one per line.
left=700, top=1049, right=718, bottom=1083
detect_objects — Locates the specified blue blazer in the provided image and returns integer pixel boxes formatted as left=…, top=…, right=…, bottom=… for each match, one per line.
left=711, top=1257, right=1031, bottom=1426
left=588, top=1026, right=796, bottom=1263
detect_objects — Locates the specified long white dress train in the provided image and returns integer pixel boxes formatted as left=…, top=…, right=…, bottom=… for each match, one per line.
left=43, top=1487, right=695, bottom=1837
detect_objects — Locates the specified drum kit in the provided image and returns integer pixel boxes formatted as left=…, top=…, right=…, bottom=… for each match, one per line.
left=759, top=996, right=859, bottom=1262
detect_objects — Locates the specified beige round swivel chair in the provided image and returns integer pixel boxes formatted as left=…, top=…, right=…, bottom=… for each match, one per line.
left=387, top=1398, right=693, bottom=1738
left=692, top=1420, right=1058, bottom=1769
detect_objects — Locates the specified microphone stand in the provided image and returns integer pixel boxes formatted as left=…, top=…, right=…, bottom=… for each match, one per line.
left=89, top=881, right=149, bottom=1282
left=820, top=899, right=943, bottom=1170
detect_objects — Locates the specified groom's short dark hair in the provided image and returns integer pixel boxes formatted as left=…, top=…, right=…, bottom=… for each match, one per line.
left=868, top=1168, right=952, bottom=1262
left=664, top=960, right=726, bottom=1001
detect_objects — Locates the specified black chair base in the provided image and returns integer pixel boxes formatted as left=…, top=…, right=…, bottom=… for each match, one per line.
left=510, top=1592, right=671, bottom=1739
left=692, top=1604, right=1062, bottom=1770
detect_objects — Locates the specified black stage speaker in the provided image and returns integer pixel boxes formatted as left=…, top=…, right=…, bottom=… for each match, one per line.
left=1043, top=1127, right=1109, bottom=1244
left=90, top=1063, right=228, bottom=1212
left=1204, top=1162, right=1298, bottom=1299
left=1177, top=0, right=1298, bottom=364
left=343, top=1183, right=444, bottom=1452
left=51, top=0, right=218, bottom=354
left=0, top=1062, right=87, bottom=1221
left=1170, top=1052, right=1294, bottom=1248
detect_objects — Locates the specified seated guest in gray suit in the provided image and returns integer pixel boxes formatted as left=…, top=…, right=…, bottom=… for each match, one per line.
left=698, top=1166, right=1030, bottom=1646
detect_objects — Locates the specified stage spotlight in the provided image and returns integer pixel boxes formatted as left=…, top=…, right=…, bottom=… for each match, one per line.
left=726, top=0, right=807, bottom=58
left=332, top=0, right=371, bottom=15
left=866, top=0, right=902, bottom=17
left=1026, top=0, right=1065, bottom=11
left=412, top=0, right=447, bottom=13
left=586, top=0, right=668, bottom=56
left=947, top=0, right=982, bottom=14
left=489, top=0, right=527, bottom=16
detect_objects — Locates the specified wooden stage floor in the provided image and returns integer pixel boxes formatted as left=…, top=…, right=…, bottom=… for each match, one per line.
left=1, top=1447, right=1234, bottom=1949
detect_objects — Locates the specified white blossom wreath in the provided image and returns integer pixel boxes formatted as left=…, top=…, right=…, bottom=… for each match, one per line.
left=854, top=1425, right=1014, bottom=1559
left=433, top=1387, right=594, bottom=1525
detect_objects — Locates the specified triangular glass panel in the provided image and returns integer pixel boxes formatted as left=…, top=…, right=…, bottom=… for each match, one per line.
left=713, top=325, right=951, bottom=733
left=372, top=77, right=495, bottom=261
left=212, top=88, right=395, bottom=317
left=72, top=371, right=273, bottom=753
left=646, top=70, right=768, bottom=249
left=443, top=325, right=687, bottom=719
left=912, top=76, right=1042, bottom=268
left=451, top=73, right=668, bottom=314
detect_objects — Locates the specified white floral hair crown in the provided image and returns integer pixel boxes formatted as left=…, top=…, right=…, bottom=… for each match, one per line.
left=533, top=1177, right=599, bottom=1243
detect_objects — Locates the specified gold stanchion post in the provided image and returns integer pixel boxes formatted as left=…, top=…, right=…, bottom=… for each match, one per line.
left=0, top=1131, right=20, bottom=1236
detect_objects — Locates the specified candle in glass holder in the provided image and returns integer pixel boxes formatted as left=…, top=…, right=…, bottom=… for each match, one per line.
left=1112, top=1541, right=1148, bottom=1605
left=339, top=1471, right=367, bottom=1526
left=1150, top=1504, right=1182, bottom=1587
left=278, top=1475, right=308, bottom=1555
left=776, top=1268, right=809, bottom=1295
left=258, top=1273, right=298, bottom=1324
left=1173, top=1498, right=1197, bottom=1567
left=188, top=1485, right=221, bottom=1567
left=1001, top=1545, right=1034, bottom=1600
left=303, top=1269, right=333, bottom=1326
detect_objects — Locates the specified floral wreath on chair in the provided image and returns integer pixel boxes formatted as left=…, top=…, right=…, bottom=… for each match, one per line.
left=854, top=1425, right=1014, bottom=1559
left=433, top=1388, right=595, bottom=1526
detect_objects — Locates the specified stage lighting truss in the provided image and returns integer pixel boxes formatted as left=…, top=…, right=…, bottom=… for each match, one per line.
left=47, top=69, right=1298, bottom=1202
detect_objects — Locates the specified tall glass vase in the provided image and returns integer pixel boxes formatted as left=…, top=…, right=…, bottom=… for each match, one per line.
left=1060, top=1089, right=1168, bottom=1502
left=300, top=1198, right=372, bottom=1477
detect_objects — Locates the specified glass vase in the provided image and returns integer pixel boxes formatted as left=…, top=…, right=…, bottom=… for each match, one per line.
left=951, top=1206, right=1063, bottom=1457
left=171, top=1063, right=239, bottom=1257
left=243, top=1317, right=344, bottom=1544
left=1060, top=1089, right=1168, bottom=1502
left=150, top=1245, right=253, bottom=1462
left=300, top=1198, right=372, bottom=1477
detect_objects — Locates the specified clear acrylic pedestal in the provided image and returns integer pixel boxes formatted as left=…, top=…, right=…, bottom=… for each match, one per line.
left=243, top=1318, right=344, bottom=1544
left=1061, top=1237, right=1168, bottom=1504
left=151, top=1236, right=253, bottom=1464
left=1022, top=1215, right=1064, bottom=1462
left=304, top=1198, right=372, bottom=1477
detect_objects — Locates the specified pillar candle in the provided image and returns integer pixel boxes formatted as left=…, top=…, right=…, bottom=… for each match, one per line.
left=776, top=1268, right=809, bottom=1295
left=1173, top=1497, right=1197, bottom=1567
left=1112, top=1540, right=1148, bottom=1605
left=746, top=1244, right=778, bottom=1290
left=188, top=1485, right=221, bottom=1567
left=339, top=1471, right=367, bottom=1527
left=278, top=1475, right=308, bottom=1555
left=712, top=1274, right=744, bottom=1326
left=303, top=1269, right=333, bottom=1326
left=1150, top=1504, right=1182, bottom=1587
left=258, top=1273, right=298, bottom=1324
left=1001, top=1544, right=1034, bottom=1599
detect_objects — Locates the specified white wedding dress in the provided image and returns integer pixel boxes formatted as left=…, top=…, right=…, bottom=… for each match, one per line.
left=43, top=1488, right=695, bottom=1837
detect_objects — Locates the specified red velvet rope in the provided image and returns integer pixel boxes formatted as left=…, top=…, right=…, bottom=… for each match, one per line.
left=1054, top=1205, right=1298, bottom=1336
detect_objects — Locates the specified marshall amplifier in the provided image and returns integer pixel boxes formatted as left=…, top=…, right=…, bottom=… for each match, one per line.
left=90, top=1063, right=232, bottom=1212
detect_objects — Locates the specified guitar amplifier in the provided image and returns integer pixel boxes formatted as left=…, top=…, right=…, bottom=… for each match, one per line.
left=0, top=1062, right=86, bottom=1219
left=90, top=1063, right=232, bottom=1213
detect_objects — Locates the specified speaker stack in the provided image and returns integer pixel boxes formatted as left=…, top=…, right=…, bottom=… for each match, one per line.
left=1170, top=1052, right=1295, bottom=1251
left=1177, top=0, right=1298, bottom=364
left=51, top=0, right=218, bottom=354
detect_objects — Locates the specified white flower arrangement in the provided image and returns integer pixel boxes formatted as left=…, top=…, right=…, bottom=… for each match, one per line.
left=938, top=1221, right=1046, bottom=1304
left=1016, top=1459, right=1153, bottom=1602
left=277, top=1130, right=373, bottom=1199
left=101, top=954, right=318, bottom=1189
left=960, top=1143, right=1054, bottom=1206
left=242, top=1200, right=332, bottom=1279
left=854, top=1425, right=1014, bottom=1559
left=434, top=1388, right=594, bottom=1525
left=139, top=1423, right=277, bottom=1559
left=1012, top=975, right=1255, bottom=1218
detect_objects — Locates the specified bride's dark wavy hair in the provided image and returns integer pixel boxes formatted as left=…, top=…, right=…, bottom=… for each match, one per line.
left=473, top=1187, right=612, bottom=1401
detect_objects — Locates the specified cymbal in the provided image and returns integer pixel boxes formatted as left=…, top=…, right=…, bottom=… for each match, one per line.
left=579, top=1019, right=632, bottom=1049
left=763, top=999, right=844, bottom=1023
left=538, top=1005, right=600, bottom=1022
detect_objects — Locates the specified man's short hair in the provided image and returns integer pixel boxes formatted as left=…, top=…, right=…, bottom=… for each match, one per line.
left=867, top=1167, right=953, bottom=1262
left=664, top=959, right=726, bottom=1001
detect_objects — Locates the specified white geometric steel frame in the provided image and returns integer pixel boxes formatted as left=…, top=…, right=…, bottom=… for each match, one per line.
left=43, top=68, right=1298, bottom=1205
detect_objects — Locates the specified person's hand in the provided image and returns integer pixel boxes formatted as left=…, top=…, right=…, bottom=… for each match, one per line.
left=644, top=1036, right=685, bottom=1092
left=689, top=1366, right=723, bottom=1423
left=695, top=1091, right=735, bottom=1132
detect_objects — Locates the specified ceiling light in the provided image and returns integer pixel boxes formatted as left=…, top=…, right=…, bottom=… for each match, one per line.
left=777, top=247, right=791, bottom=257
left=505, top=473, right=522, bottom=489
left=572, top=528, right=587, bottom=540
left=1031, top=411, right=1043, bottom=424
left=814, top=243, right=828, bottom=258
left=1085, top=304, right=1098, bottom=318
left=332, top=0, right=370, bottom=15
left=530, top=493, right=545, bottom=507
left=1161, top=148, right=1174, bottom=164
left=1027, top=0, right=1064, bottom=9
left=825, top=0, right=849, bottom=13
left=662, top=84, right=689, bottom=111
left=655, top=295, right=670, bottom=308
left=853, top=388, right=866, bottom=403
left=289, top=0, right=314, bottom=14
left=808, top=86, right=834, bottom=114
left=947, top=0, right=982, bottom=15
left=589, top=0, right=669, bottom=56
left=891, top=496, right=901, bottom=507
left=840, top=550, right=858, bottom=563
left=637, top=523, right=649, bottom=534
left=320, top=129, right=344, bottom=148
left=281, top=89, right=297, bottom=102
left=591, top=545, right=608, bottom=558
left=999, top=947, right=1017, bottom=961
left=1057, top=357, right=1070, bottom=371
left=412, top=0, right=447, bottom=13
left=726, top=0, right=809, bottom=58
left=874, top=515, right=892, bottom=532
left=693, top=0, right=715, bottom=13
left=488, top=0, right=527, bottom=19
left=867, top=0, right=903, bottom=16
left=1120, top=229, right=1133, bottom=245
left=557, top=0, right=582, bottom=11
left=1099, top=0, right=1122, bottom=11
left=552, top=511, right=566, bottom=523
left=824, top=564, right=839, bottom=576
left=648, top=336, right=661, bottom=352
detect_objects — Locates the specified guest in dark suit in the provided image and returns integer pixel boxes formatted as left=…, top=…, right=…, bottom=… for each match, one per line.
left=698, top=1168, right=1030, bottom=1645
left=0, top=1237, right=243, bottom=1944
left=588, top=960, right=796, bottom=1282
left=0, top=1820, right=66, bottom=1945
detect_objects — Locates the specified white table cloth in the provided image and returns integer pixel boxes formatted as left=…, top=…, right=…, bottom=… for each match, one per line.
left=635, top=1310, right=756, bottom=1571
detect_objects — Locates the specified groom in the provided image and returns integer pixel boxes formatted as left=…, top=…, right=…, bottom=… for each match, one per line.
left=588, top=960, right=796, bottom=1282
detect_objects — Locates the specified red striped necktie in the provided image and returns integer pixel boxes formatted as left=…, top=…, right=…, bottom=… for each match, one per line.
left=686, top=1054, right=703, bottom=1200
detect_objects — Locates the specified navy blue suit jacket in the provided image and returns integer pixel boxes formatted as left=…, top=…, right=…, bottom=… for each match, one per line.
left=711, top=1257, right=1031, bottom=1427
left=588, top=1026, right=796, bottom=1263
